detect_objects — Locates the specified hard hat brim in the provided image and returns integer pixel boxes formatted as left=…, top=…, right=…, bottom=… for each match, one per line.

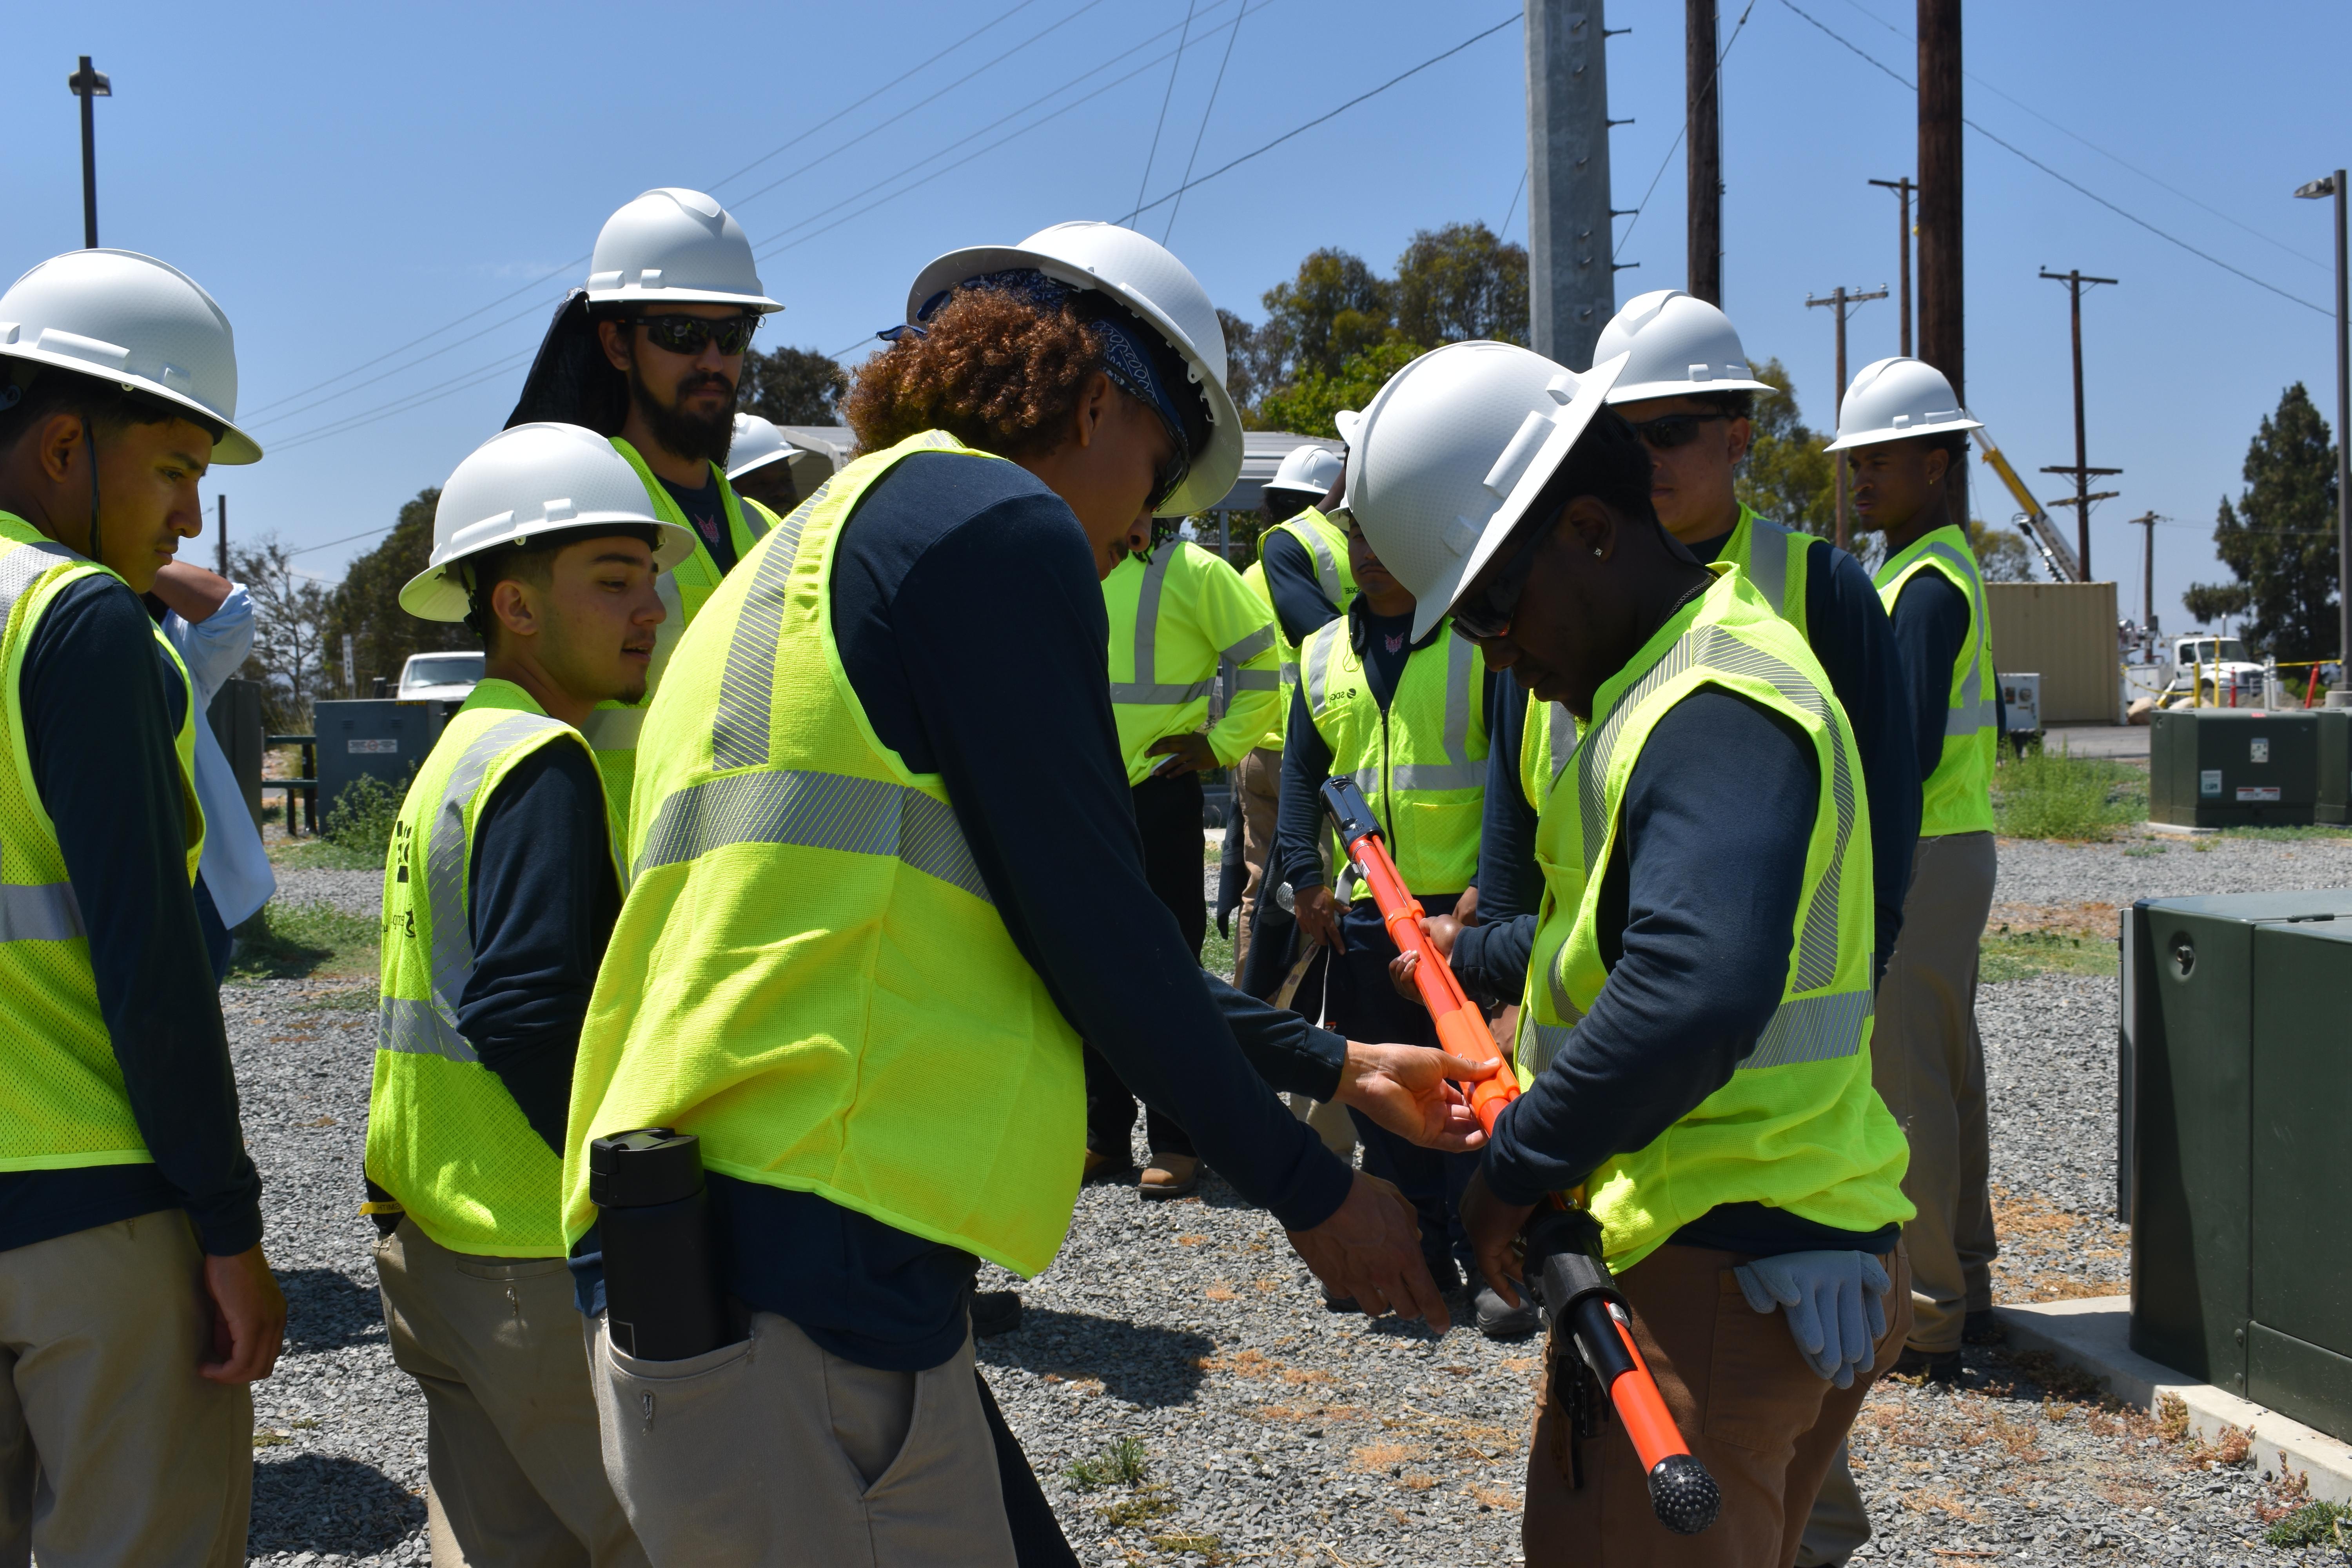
left=1334, top=410, right=1363, bottom=446
left=1604, top=373, right=1780, bottom=405
left=905, top=243, right=1243, bottom=517
left=1401, top=351, right=1632, bottom=643
left=1824, top=412, right=1984, bottom=453
left=582, top=285, right=784, bottom=314
left=726, top=446, right=794, bottom=480
left=397, top=514, right=699, bottom=622
left=0, top=342, right=264, bottom=464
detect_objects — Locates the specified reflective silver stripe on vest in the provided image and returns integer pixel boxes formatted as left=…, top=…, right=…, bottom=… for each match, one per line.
left=1547, top=702, right=1579, bottom=791
left=1110, top=547, right=1206, bottom=706
left=1519, top=1018, right=1577, bottom=1079
left=1222, top=624, right=1276, bottom=666
left=0, top=538, right=93, bottom=942
left=710, top=477, right=835, bottom=771
left=1743, top=516, right=1791, bottom=614
left=633, top=767, right=991, bottom=904
left=1911, top=541, right=1994, bottom=736
left=1576, top=626, right=1857, bottom=994
left=1741, top=987, right=1872, bottom=1070
left=0, top=880, right=82, bottom=941
left=1294, top=521, right=1343, bottom=605
left=1279, top=661, right=1300, bottom=687
left=1543, top=947, right=1586, bottom=1045
left=740, top=495, right=770, bottom=543
left=377, top=994, right=476, bottom=1063
left=1301, top=620, right=1345, bottom=713
left=409, top=711, right=569, bottom=1065
left=1230, top=668, right=1279, bottom=691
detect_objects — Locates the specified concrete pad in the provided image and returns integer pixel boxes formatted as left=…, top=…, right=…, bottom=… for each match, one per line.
left=2143, top=819, right=2223, bottom=837
left=1996, top=1296, right=2352, bottom=1503
left=2045, top=721, right=2150, bottom=761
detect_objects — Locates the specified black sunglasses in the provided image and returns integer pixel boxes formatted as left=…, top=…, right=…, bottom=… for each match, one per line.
left=1626, top=410, right=1731, bottom=451
left=630, top=313, right=758, bottom=357
left=1450, top=516, right=1553, bottom=641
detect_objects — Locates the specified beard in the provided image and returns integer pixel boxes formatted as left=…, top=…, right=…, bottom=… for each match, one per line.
left=628, top=359, right=736, bottom=467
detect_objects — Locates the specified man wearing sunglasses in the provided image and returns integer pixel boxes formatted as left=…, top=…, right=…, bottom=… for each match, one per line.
left=507, top=187, right=787, bottom=824
left=1479, top=294, right=1917, bottom=1003
left=1358, top=339, right=1912, bottom=1568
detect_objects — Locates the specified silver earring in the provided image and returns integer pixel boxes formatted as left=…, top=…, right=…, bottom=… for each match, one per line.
left=1592, top=547, right=1604, bottom=557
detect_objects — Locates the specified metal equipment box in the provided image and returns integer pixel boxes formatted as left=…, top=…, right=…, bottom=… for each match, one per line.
left=314, top=699, right=452, bottom=824
left=2147, top=709, right=2319, bottom=827
left=2316, top=710, right=2349, bottom=825
left=2125, top=891, right=2352, bottom=1441
left=1998, top=672, right=2042, bottom=740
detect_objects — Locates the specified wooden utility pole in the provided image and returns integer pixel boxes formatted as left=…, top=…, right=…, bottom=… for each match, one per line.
left=2126, top=511, right=2159, bottom=646
left=1527, top=0, right=1621, bottom=368
left=1916, top=2, right=1962, bottom=399
left=1686, top=0, right=1722, bottom=305
left=67, top=57, right=111, bottom=249
left=1869, top=176, right=1916, bottom=356
left=1807, top=284, right=1887, bottom=549
left=216, top=495, right=229, bottom=576
left=2037, top=267, right=2120, bottom=580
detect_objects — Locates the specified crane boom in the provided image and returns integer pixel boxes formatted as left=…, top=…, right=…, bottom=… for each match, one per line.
left=1974, top=425, right=2084, bottom=583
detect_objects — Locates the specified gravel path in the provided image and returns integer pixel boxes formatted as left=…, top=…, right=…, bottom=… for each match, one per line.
left=221, top=829, right=2352, bottom=1563
left=266, top=867, right=385, bottom=920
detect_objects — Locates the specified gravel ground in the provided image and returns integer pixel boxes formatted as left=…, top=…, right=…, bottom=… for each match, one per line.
left=220, top=831, right=2352, bottom=1563
left=267, top=866, right=385, bottom=919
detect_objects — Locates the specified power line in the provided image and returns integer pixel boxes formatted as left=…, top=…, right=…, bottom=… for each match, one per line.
left=1500, top=165, right=1528, bottom=241
left=1132, top=0, right=1201, bottom=226
left=268, top=350, right=536, bottom=454
left=243, top=295, right=555, bottom=430
left=1116, top=13, right=1521, bottom=226
left=1776, top=0, right=2332, bottom=317
left=286, top=522, right=401, bottom=558
left=1822, top=0, right=2330, bottom=275
left=1162, top=0, right=1245, bottom=243
left=1613, top=0, right=1757, bottom=262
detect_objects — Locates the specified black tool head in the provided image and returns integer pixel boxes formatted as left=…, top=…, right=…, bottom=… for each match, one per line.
left=1647, top=1452, right=1720, bottom=1535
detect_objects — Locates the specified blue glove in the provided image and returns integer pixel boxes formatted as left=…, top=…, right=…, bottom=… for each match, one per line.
left=1733, top=1250, right=1892, bottom=1388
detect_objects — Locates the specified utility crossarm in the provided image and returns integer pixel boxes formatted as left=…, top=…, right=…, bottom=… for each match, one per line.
left=1975, top=424, right=2084, bottom=583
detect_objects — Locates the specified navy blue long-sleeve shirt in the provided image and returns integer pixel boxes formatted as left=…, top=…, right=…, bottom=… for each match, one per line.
left=709, top=451, right=1354, bottom=1370
left=0, top=573, right=262, bottom=1258
left=1259, top=528, right=1343, bottom=646
left=1451, top=688, right=1895, bottom=1256
left=1886, top=568, right=1971, bottom=800
left=1476, top=533, right=1920, bottom=981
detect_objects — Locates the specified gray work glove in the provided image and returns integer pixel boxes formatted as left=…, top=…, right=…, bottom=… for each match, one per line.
left=1733, top=1250, right=1891, bottom=1388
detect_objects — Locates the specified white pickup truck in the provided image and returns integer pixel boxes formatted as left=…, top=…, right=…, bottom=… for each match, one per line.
left=2160, top=634, right=2267, bottom=706
left=396, top=651, right=483, bottom=702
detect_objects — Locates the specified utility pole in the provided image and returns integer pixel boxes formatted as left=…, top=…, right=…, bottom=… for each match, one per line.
left=2037, top=267, right=2121, bottom=580
left=2125, top=511, right=2159, bottom=650
left=1868, top=176, right=1916, bottom=356
left=216, top=494, right=229, bottom=577
left=1806, top=283, right=1887, bottom=550
left=1527, top=0, right=1622, bottom=368
left=1916, top=1, right=1962, bottom=399
left=1686, top=0, right=1722, bottom=305
left=2295, top=170, right=2350, bottom=677
left=67, top=57, right=110, bottom=249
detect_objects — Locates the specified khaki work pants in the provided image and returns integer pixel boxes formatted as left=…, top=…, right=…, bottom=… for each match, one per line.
left=0, top=1212, right=252, bottom=1567
left=376, top=1220, right=644, bottom=1568
left=1871, top=831, right=1998, bottom=1354
left=1230, top=745, right=1284, bottom=985
left=592, top=1309, right=1014, bottom=1568
left=1524, top=1244, right=1910, bottom=1568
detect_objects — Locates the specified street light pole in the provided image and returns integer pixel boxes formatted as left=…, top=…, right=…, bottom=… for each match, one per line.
left=2298, top=170, right=2352, bottom=681
left=66, top=57, right=111, bottom=249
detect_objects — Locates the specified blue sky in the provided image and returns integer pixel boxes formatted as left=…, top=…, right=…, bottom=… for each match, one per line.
left=7, top=0, right=2348, bottom=633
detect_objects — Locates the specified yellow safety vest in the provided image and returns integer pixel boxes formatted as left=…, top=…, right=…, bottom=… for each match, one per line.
left=1104, top=542, right=1282, bottom=785
left=1515, top=567, right=1911, bottom=1270
left=0, top=515, right=204, bottom=1174
left=1301, top=612, right=1488, bottom=898
left=562, top=430, right=1086, bottom=1277
left=1239, top=561, right=1285, bottom=751
left=1874, top=525, right=1996, bottom=836
left=1518, top=690, right=1580, bottom=814
left=579, top=439, right=784, bottom=829
left=1716, top=503, right=1813, bottom=639
left=1258, top=509, right=1356, bottom=752
left=368, top=681, right=617, bottom=1257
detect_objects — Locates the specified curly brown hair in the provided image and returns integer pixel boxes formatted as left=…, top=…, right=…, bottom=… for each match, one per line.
left=844, top=285, right=1105, bottom=459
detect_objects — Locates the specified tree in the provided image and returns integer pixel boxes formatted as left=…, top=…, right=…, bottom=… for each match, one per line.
left=2182, top=581, right=2252, bottom=631
left=321, top=488, right=469, bottom=699
left=1735, top=359, right=1837, bottom=539
left=2207, top=383, right=2339, bottom=659
left=1258, top=340, right=1425, bottom=440
left=740, top=345, right=850, bottom=426
left=1218, top=307, right=1276, bottom=420
left=1255, top=249, right=1394, bottom=389
left=234, top=534, right=332, bottom=732
left=1967, top=522, right=2035, bottom=582
left=1392, top=222, right=1528, bottom=348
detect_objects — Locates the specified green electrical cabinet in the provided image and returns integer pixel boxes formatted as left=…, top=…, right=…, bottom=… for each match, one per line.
left=2148, top=709, right=2320, bottom=827
left=2316, top=710, right=2348, bottom=825
left=2126, top=891, right=2352, bottom=1440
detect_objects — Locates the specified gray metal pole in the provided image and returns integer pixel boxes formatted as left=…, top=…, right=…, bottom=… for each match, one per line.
left=1527, top=0, right=1617, bottom=367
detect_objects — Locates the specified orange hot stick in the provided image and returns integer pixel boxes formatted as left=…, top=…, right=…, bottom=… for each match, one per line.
left=1318, top=778, right=1516, bottom=1131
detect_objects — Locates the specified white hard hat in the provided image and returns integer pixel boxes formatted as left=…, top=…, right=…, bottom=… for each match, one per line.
left=1265, top=443, right=1342, bottom=501
left=585, top=189, right=782, bottom=314
left=0, top=249, right=261, bottom=464
left=1593, top=289, right=1777, bottom=404
left=1824, top=356, right=1982, bottom=451
left=1334, top=409, right=1363, bottom=447
left=728, top=412, right=799, bottom=479
left=401, top=423, right=698, bottom=622
left=906, top=221, right=1241, bottom=516
left=1347, top=341, right=1630, bottom=642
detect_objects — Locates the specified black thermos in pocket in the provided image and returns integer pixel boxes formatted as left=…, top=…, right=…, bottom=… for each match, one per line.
left=591, top=1127, right=725, bottom=1361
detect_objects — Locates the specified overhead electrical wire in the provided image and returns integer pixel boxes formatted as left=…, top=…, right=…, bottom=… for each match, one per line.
left=1777, top=0, right=2332, bottom=318
left=1115, top=13, right=1522, bottom=227
left=1132, top=0, right=1202, bottom=227
left=267, top=350, right=538, bottom=454
left=1499, top=166, right=1529, bottom=242
left=1161, top=0, right=1246, bottom=243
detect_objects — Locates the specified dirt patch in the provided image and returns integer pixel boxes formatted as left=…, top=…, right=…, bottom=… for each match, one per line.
left=1989, top=1188, right=2129, bottom=1303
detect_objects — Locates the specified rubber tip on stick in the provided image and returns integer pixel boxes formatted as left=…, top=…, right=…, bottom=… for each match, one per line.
left=1646, top=1452, right=1720, bottom=1535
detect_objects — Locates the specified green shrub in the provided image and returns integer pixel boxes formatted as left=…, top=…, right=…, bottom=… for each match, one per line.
left=1064, top=1436, right=1151, bottom=1490
left=323, top=772, right=407, bottom=857
left=1992, top=746, right=2145, bottom=841
left=2264, top=1499, right=2350, bottom=1548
